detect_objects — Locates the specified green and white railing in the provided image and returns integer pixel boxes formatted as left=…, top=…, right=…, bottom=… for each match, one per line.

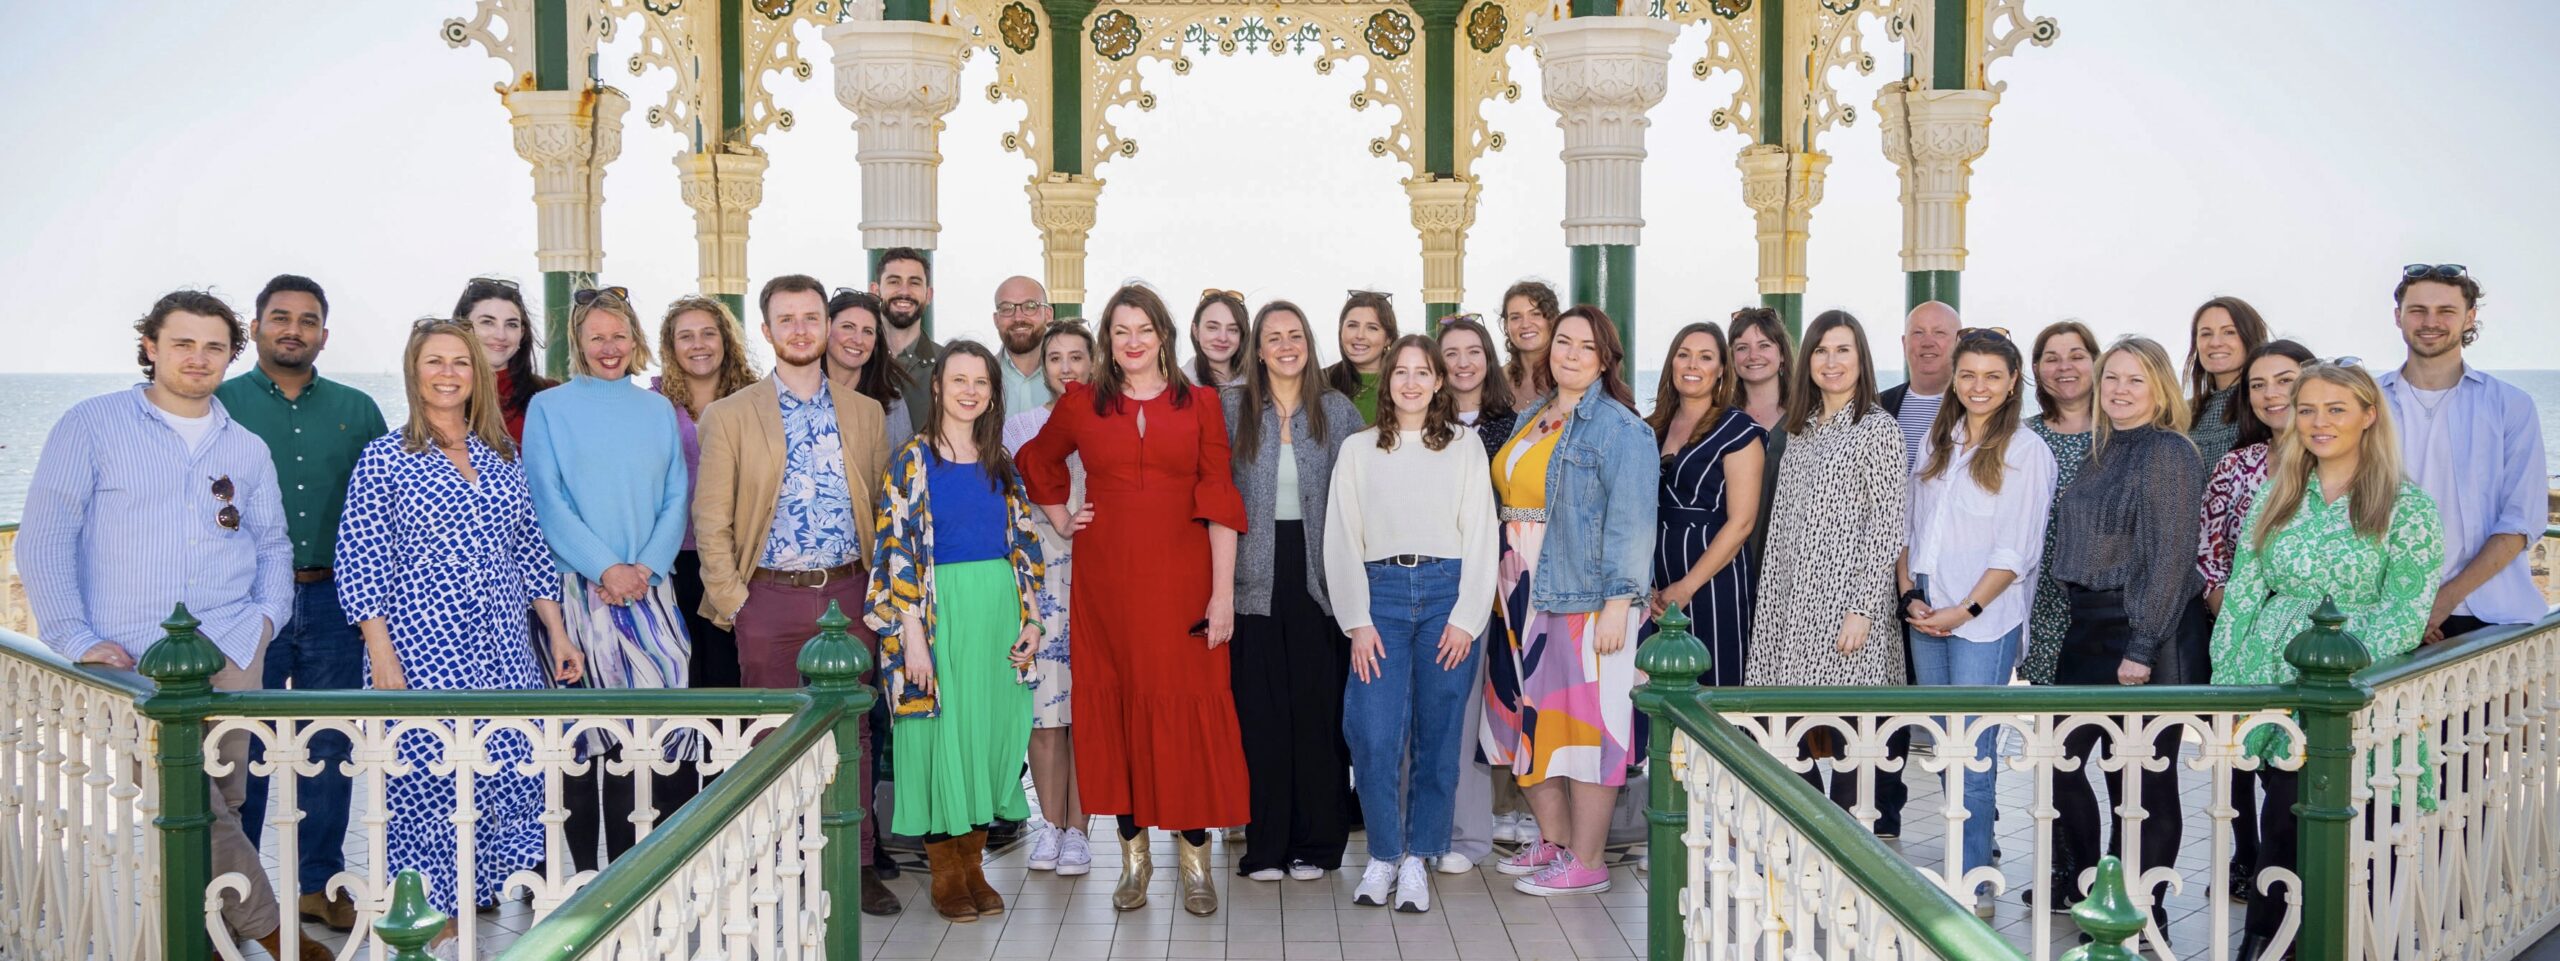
left=0, top=601, right=877, bottom=961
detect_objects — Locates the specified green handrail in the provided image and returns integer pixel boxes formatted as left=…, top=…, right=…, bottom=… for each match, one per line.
left=0, top=624, right=157, bottom=699
left=1682, top=683, right=2298, bottom=715
left=2357, top=603, right=2560, bottom=689
left=206, top=687, right=812, bottom=718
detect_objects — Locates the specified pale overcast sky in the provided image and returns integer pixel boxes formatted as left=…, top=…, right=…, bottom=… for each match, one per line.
left=1, top=1, right=2553, bottom=376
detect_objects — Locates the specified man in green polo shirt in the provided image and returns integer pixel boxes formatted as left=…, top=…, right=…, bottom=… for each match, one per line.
left=216, top=273, right=387, bottom=933
left=874, top=246, right=938, bottom=435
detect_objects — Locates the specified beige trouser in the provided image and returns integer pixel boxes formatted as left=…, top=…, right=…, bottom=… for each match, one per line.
left=205, top=640, right=281, bottom=942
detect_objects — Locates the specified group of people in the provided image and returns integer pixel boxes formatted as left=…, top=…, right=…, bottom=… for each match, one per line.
left=21, top=253, right=2538, bottom=959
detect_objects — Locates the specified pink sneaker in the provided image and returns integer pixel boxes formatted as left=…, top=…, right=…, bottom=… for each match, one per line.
left=1495, top=840, right=1564, bottom=876
left=1513, top=853, right=1611, bottom=897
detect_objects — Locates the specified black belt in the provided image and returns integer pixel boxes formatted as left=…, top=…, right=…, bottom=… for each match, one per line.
left=1378, top=554, right=1451, bottom=567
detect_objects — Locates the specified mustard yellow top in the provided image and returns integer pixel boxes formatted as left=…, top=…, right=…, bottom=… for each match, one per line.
left=1492, top=424, right=1561, bottom=511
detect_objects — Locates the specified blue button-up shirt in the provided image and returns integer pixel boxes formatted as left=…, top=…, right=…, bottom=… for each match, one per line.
left=21, top=386, right=295, bottom=669
left=759, top=379, right=857, bottom=571
left=2377, top=365, right=2549, bottom=625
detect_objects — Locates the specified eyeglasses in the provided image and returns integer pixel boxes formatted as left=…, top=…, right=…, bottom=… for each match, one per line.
left=2402, top=264, right=2469, bottom=282
left=573, top=285, right=629, bottom=307
left=210, top=475, right=240, bottom=531
left=1959, top=326, right=2012, bottom=343
left=996, top=300, right=1051, bottom=317
left=1199, top=288, right=1244, bottom=302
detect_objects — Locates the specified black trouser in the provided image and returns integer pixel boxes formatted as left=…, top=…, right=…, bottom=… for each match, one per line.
left=2051, top=586, right=2201, bottom=903
left=672, top=550, right=740, bottom=690
left=564, top=743, right=704, bottom=873
left=2243, top=768, right=2300, bottom=938
left=1227, top=521, right=1352, bottom=874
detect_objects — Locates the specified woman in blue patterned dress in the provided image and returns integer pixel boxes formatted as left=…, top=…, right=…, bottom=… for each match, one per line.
left=1002, top=321, right=1096, bottom=876
left=337, top=321, right=584, bottom=946
left=1643, top=322, right=1766, bottom=687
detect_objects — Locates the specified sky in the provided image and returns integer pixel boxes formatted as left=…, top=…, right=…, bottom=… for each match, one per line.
left=1, top=1, right=2555, bottom=376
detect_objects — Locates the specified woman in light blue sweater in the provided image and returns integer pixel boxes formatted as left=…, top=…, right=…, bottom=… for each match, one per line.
left=521, top=287, right=697, bottom=871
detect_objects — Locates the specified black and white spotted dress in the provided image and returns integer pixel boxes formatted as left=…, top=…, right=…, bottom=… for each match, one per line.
left=336, top=432, right=559, bottom=914
left=1744, top=403, right=1909, bottom=687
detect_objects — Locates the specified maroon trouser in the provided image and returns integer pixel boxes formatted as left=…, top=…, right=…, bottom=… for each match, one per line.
left=734, top=571, right=879, bottom=861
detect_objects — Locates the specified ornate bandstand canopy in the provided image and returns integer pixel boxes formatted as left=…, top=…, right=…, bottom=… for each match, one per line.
left=444, top=0, right=2054, bottom=375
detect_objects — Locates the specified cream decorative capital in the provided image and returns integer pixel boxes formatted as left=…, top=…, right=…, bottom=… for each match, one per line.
left=1875, top=83, right=1998, bottom=274
left=505, top=88, right=629, bottom=275
left=1536, top=16, right=1678, bottom=248
left=1026, top=173, right=1104, bottom=309
left=1405, top=177, right=1482, bottom=308
left=826, top=19, right=968, bottom=251
left=1736, top=145, right=1828, bottom=298
left=676, top=149, right=771, bottom=298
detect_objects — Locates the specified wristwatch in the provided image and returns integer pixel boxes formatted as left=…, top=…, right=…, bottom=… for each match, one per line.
left=1964, top=601, right=1983, bottom=618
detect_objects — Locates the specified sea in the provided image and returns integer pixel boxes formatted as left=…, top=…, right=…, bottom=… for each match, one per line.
left=4, top=368, right=2559, bottom=522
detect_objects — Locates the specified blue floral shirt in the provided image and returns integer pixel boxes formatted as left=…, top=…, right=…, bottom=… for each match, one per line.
left=759, top=380, right=858, bottom=571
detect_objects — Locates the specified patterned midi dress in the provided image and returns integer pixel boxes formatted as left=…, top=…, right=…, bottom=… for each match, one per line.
left=335, top=433, right=558, bottom=913
left=1744, top=403, right=1908, bottom=687
left=2020, top=416, right=2093, bottom=685
left=1004, top=407, right=1081, bottom=728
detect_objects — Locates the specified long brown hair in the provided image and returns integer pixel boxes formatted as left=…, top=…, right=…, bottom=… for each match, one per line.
left=1782, top=310, right=1882, bottom=435
left=1545, top=305, right=1636, bottom=410
left=1919, top=332, right=2026, bottom=494
left=2184, top=295, right=2270, bottom=424
left=923, top=340, right=1020, bottom=494
left=452, top=278, right=551, bottom=421
left=2251, top=363, right=2402, bottom=552
left=1231, top=300, right=1334, bottom=465
left=2029, top=320, right=2098, bottom=422
left=1325, top=291, right=1400, bottom=398
left=401, top=319, right=516, bottom=460
left=656, top=295, right=760, bottom=416
left=1501, top=280, right=1560, bottom=399
left=2091, top=335, right=2191, bottom=464
left=1090, top=284, right=1194, bottom=416
left=2231, top=339, right=2319, bottom=449
left=1374, top=336, right=1462, bottom=453
left=1434, top=315, right=1515, bottom=420
left=1646, top=322, right=1738, bottom=450
left=1727, top=306, right=1792, bottom=412
left=1191, top=290, right=1247, bottom=386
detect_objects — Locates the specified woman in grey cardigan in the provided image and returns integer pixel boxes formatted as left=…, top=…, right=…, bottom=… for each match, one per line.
left=1220, top=299, right=1365, bottom=882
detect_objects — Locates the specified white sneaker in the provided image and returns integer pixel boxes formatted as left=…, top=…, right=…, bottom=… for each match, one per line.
left=1492, top=813, right=1521, bottom=844
left=1288, top=862, right=1326, bottom=882
left=1517, top=814, right=1541, bottom=844
left=1352, top=859, right=1398, bottom=906
left=1436, top=852, right=1475, bottom=875
left=1027, top=822, right=1062, bottom=871
left=1394, top=856, right=1431, bottom=913
left=1055, top=828, right=1093, bottom=876
left=1247, top=867, right=1285, bottom=882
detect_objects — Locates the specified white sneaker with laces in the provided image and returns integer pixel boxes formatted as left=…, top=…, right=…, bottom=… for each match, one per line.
left=1492, top=813, right=1520, bottom=844
left=1394, top=856, right=1431, bottom=913
left=1055, top=827, right=1093, bottom=877
left=1027, top=822, right=1061, bottom=871
left=1289, top=862, right=1326, bottom=882
left=1247, top=867, right=1285, bottom=882
left=1436, top=852, right=1475, bottom=875
left=1353, top=859, right=1399, bottom=907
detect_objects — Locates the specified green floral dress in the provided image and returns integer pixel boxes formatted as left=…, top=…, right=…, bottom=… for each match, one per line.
left=2211, top=475, right=2443, bottom=781
left=2020, top=416, right=2093, bottom=685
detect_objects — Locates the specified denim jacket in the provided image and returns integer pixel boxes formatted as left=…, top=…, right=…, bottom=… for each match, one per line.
left=1508, top=387, right=1657, bottom=613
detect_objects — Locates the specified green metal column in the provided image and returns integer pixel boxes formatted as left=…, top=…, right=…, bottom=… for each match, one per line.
left=800, top=602, right=879, bottom=961
left=1907, top=271, right=1958, bottom=313
left=1634, top=608, right=1707, bottom=961
left=1762, top=292, right=1804, bottom=341
left=1570, top=245, right=1637, bottom=380
left=1049, top=0, right=1095, bottom=321
left=537, top=0, right=576, bottom=379
left=1420, top=0, right=1459, bottom=320
left=1756, top=0, right=1801, bottom=338
left=543, top=272, right=575, bottom=379
left=2286, top=600, right=2375, bottom=961
left=138, top=605, right=225, bottom=961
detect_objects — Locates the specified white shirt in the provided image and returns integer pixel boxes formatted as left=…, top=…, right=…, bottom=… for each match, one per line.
left=1323, top=428, right=1502, bottom=637
left=155, top=404, right=217, bottom=452
left=2402, top=385, right=2471, bottom=610
left=1905, top=426, right=2058, bottom=642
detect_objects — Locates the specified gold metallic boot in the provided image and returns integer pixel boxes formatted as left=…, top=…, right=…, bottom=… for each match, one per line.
left=1112, top=832, right=1152, bottom=912
left=1176, top=833, right=1218, bottom=916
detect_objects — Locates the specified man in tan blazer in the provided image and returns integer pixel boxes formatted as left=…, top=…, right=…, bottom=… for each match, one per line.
left=692, top=273, right=901, bottom=915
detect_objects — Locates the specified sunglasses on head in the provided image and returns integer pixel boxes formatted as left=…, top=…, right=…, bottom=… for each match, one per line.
left=1958, top=326, right=2012, bottom=344
left=2402, top=264, right=2468, bottom=282
left=1200, top=288, right=1244, bottom=302
left=210, top=475, right=240, bottom=531
left=1437, top=313, right=1485, bottom=328
left=572, top=285, right=629, bottom=307
left=472, top=276, right=522, bottom=290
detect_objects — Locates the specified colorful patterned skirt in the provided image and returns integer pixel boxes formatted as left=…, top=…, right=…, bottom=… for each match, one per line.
left=1479, top=519, right=1642, bottom=789
left=559, top=573, right=699, bottom=759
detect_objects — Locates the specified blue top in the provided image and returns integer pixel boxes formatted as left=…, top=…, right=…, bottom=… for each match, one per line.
left=926, top=453, right=1010, bottom=564
left=521, top=375, right=691, bottom=583
left=20, top=387, right=294, bottom=669
left=2376, top=364, right=2549, bottom=625
left=763, top=379, right=858, bottom=571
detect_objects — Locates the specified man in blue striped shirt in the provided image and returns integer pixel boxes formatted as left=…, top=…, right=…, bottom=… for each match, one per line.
left=20, top=290, right=321, bottom=961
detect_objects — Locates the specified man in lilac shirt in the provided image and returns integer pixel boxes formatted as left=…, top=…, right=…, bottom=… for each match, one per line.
left=2375, top=265, right=2548, bottom=643
left=20, top=291, right=319, bottom=960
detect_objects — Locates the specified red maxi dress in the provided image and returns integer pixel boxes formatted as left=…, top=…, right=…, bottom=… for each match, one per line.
left=1019, top=382, right=1252, bottom=829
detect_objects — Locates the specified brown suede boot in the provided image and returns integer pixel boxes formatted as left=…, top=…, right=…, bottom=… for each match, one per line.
left=925, top=837, right=979, bottom=922
left=960, top=830, right=1005, bottom=917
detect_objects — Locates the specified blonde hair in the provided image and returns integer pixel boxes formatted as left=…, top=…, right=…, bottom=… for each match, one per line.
left=401, top=320, right=516, bottom=460
left=569, top=290, right=653, bottom=377
left=2091, top=336, right=2191, bottom=463
left=2251, top=363, right=2404, bottom=552
left=656, top=295, right=760, bottom=415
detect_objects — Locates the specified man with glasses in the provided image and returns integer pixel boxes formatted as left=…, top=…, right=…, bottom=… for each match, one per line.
left=994, top=275, right=1056, bottom=419
left=21, top=291, right=324, bottom=961
left=874, top=247, right=938, bottom=434
left=2375, top=265, right=2546, bottom=644
left=217, top=274, right=386, bottom=933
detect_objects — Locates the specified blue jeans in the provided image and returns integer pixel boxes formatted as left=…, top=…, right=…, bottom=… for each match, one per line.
left=1905, top=576, right=2021, bottom=891
left=1343, top=558, right=1477, bottom=862
left=241, top=578, right=361, bottom=895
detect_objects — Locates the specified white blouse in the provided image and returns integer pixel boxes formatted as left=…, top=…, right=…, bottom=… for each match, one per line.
left=1905, top=426, right=2058, bottom=643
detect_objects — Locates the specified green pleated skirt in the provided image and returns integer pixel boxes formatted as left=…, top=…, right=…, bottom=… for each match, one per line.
left=890, top=559, right=1034, bottom=837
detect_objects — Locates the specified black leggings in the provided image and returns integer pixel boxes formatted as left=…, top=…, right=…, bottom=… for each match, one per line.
left=1115, top=815, right=1209, bottom=846
left=563, top=744, right=703, bottom=873
left=2050, top=587, right=2205, bottom=902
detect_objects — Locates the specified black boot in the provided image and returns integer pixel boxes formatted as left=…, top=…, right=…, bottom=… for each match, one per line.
left=2234, top=934, right=2273, bottom=961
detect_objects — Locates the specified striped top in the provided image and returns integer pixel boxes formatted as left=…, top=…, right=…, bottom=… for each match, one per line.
left=21, top=387, right=295, bottom=669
